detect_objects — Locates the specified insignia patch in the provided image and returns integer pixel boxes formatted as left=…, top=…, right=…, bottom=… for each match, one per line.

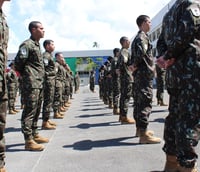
left=44, top=58, right=49, bottom=66
left=20, top=47, right=27, bottom=56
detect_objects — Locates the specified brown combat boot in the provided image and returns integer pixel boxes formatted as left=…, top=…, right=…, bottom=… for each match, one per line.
left=8, top=109, right=16, bottom=115
left=33, top=134, right=49, bottom=143
left=64, top=102, right=70, bottom=107
left=48, top=120, right=57, bottom=126
left=54, top=112, right=64, bottom=119
left=139, top=130, right=161, bottom=144
left=13, top=109, right=20, bottom=113
left=60, top=106, right=67, bottom=112
left=0, top=167, right=6, bottom=172
left=42, top=121, right=56, bottom=130
left=113, top=108, right=120, bottom=115
left=135, top=128, right=154, bottom=137
left=25, top=139, right=44, bottom=151
left=119, top=116, right=135, bottom=124
left=163, top=155, right=180, bottom=172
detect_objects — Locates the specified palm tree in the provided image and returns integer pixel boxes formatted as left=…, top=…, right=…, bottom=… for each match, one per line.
left=92, top=42, right=99, bottom=48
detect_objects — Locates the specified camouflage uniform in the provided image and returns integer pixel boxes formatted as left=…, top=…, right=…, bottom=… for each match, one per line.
left=98, top=66, right=104, bottom=99
left=74, top=72, right=80, bottom=93
left=0, top=8, right=9, bottom=169
left=14, top=37, right=45, bottom=141
left=131, top=30, right=154, bottom=131
left=111, top=53, right=121, bottom=111
left=118, top=48, right=133, bottom=117
left=89, top=71, right=95, bottom=92
left=156, top=0, right=200, bottom=168
left=6, top=67, right=18, bottom=112
left=53, top=61, right=65, bottom=113
left=42, top=51, right=56, bottom=122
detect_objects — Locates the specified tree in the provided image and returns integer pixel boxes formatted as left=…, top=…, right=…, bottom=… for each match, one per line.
left=92, top=42, right=99, bottom=48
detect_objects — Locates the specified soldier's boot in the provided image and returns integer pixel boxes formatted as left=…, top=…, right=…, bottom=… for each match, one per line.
left=113, top=108, right=120, bottom=115
left=119, top=116, right=135, bottom=124
left=108, top=103, right=113, bottom=109
left=13, top=108, right=20, bottom=113
left=178, top=165, right=198, bottom=172
left=20, top=104, right=24, bottom=109
left=60, top=106, right=67, bottom=112
left=33, top=134, right=49, bottom=144
left=8, top=109, right=16, bottom=115
left=164, top=155, right=180, bottom=172
left=42, top=121, right=56, bottom=130
left=135, top=128, right=154, bottom=137
left=64, top=102, right=70, bottom=107
left=0, top=167, right=6, bottom=172
left=67, top=100, right=71, bottom=104
left=54, top=112, right=64, bottom=119
left=48, top=120, right=57, bottom=126
left=25, top=139, right=44, bottom=151
left=139, top=130, right=161, bottom=144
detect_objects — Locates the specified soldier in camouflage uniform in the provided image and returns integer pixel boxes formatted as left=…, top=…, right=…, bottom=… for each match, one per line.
left=98, top=65, right=104, bottom=99
left=14, top=21, right=48, bottom=151
left=156, top=0, right=200, bottom=171
left=89, top=70, right=95, bottom=92
left=41, top=40, right=56, bottom=130
left=111, top=48, right=121, bottom=115
left=53, top=52, right=66, bottom=119
left=118, top=36, right=135, bottom=124
left=74, top=71, right=80, bottom=93
left=131, top=15, right=161, bottom=144
left=0, top=0, right=10, bottom=171
left=6, top=62, right=19, bottom=114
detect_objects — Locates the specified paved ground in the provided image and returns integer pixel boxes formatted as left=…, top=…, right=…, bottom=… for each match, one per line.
left=4, top=86, right=200, bottom=172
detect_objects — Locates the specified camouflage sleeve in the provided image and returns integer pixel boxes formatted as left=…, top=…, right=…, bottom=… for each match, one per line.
left=164, top=2, right=200, bottom=60
left=133, top=38, right=147, bottom=67
left=14, top=43, right=29, bottom=74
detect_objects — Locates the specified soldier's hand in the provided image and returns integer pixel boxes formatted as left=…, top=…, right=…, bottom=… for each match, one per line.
left=156, top=56, right=165, bottom=68
left=165, top=58, right=175, bottom=68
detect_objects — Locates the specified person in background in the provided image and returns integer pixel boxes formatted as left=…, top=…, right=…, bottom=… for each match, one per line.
left=111, top=48, right=121, bottom=115
left=41, top=39, right=57, bottom=130
left=156, top=0, right=200, bottom=171
left=6, top=62, right=19, bottom=114
left=0, top=0, right=10, bottom=171
left=14, top=21, right=48, bottom=151
left=89, top=70, right=95, bottom=93
left=118, top=36, right=135, bottom=124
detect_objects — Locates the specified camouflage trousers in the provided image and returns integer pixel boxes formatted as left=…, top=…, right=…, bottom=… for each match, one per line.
left=53, top=86, right=63, bottom=113
left=42, top=81, right=55, bottom=121
left=112, top=77, right=120, bottom=109
left=119, top=77, right=132, bottom=117
left=7, top=86, right=16, bottom=110
left=133, top=78, right=153, bottom=130
left=21, top=88, right=43, bottom=140
left=163, top=85, right=200, bottom=168
left=0, top=100, right=6, bottom=168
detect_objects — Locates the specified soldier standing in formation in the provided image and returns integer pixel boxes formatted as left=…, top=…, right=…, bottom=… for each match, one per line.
left=157, top=0, right=200, bottom=171
left=111, top=48, right=121, bottom=115
left=89, top=70, right=95, bottom=92
left=14, top=21, right=49, bottom=151
left=6, top=62, right=19, bottom=114
left=41, top=39, right=57, bottom=130
left=74, top=71, right=80, bottom=93
left=0, top=0, right=10, bottom=171
left=131, top=15, right=161, bottom=144
left=118, top=36, right=135, bottom=124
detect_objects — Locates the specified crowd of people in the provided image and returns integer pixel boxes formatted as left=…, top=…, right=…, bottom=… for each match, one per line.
left=0, top=0, right=200, bottom=172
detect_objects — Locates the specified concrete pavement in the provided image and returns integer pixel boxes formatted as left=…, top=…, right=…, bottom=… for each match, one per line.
left=4, top=85, right=200, bottom=172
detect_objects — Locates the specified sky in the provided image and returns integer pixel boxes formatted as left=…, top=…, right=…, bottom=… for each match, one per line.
left=3, top=0, right=172, bottom=53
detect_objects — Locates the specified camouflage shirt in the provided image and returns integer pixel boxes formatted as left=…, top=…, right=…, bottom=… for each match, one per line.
left=14, top=37, right=45, bottom=89
left=131, top=30, right=154, bottom=79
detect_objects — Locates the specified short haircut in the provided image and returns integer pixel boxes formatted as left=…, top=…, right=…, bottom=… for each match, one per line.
left=113, top=48, right=120, bottom=56
left=136, top=15, right=150, bottom=27
left=43, top=39, right=54, bottom=48
left=55, top=52, right=62, bottom=58
left=119, top=36, right=128, bottom=45
left=28, top=21, right=41, bottom=33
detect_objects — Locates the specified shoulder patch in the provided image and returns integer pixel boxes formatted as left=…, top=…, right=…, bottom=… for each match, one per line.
left=190, top=4, right=200, bottom=17
left=20, top=47, right=27, bottom=56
